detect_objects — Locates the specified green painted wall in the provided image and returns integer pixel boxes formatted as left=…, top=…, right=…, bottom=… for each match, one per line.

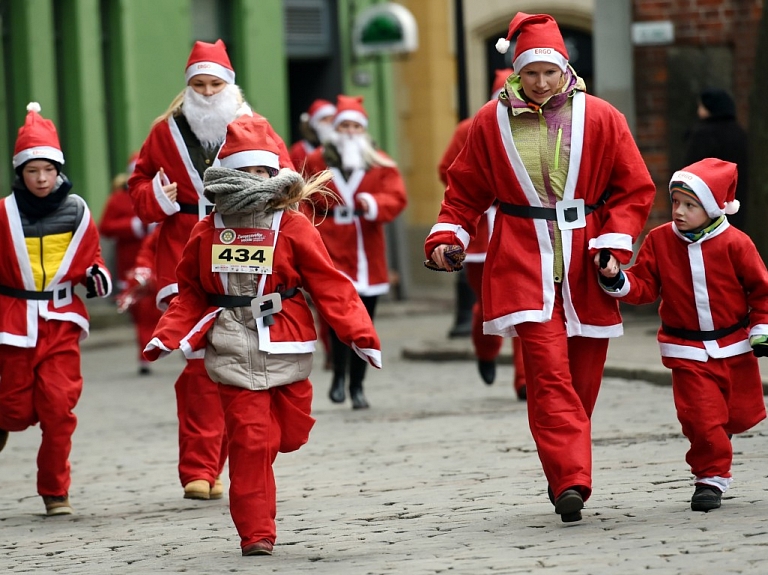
left=338, top=0, right=398, bottom=160
left=115, top=0, right=192, bottom=172
left=56, top=0, right=111, bottom=209
left=231, top=0, right=290, bottom=139
left=0, top=0, right=400, bottom=215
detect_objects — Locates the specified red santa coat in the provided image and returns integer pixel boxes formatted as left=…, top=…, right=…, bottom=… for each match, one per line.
left=438, top=117, right=494, bottom=262
left=606, top=221, right=768, bottom=360
left=128, top=112, right=293, bottom=306
left=425, top=93, right=656, bottom=338
left=289, top=140, right=315, bottom=176
left=99, top=188, right=148, bottom=286
left=304, top=149, right=407, bottom=296
left=144, top=209, right=381, bottom=366
left=0, top=194, right=111, bottom=347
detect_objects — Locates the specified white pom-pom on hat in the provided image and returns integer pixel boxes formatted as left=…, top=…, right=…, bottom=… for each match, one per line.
left=724, top=199, right=740, bottom=215
left=496, top=38, right=511, bottom=54
left=27, top=102, right=41, bottom=113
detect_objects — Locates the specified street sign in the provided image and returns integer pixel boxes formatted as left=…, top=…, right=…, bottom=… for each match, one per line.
left=352, top=3, right=418, bottom=57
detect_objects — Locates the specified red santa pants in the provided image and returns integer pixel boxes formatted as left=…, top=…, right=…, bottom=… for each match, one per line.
left=129, top=292, right=162, bottom=364
left=466, top=261, right=526, bottom=392
left=662, top=353, right=766, bottom=480
left=175, top=358, right=227, bottom=487
left=0, top=320, right=83, bottom=497
left=514, top=288, right=608, bottom=501
left=218, top=379, right=315, bottom=548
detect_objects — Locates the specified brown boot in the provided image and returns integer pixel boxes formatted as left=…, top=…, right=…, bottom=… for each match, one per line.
left=183, top=479, right=211, bottom=500
left=43, top=495, right=73, bottom=516
left=209, top=476, right=224, bottom=499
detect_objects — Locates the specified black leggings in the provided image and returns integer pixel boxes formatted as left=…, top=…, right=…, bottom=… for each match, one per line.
left=329, top=295, right=378, bottom=391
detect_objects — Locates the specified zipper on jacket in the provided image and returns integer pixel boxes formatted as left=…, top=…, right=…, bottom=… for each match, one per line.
left=554, top=127, right=563, bottom=171
left=37, top=221, right=46, bottom=288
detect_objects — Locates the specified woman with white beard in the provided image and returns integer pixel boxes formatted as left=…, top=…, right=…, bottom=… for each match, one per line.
left=304, top=95, right=407, bottom=409
left=128, top=39, right=293, bottom=500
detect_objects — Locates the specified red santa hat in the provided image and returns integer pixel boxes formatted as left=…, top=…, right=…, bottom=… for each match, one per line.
left=13, top=102, right=65, bottom=168
left=490, top=68, right=514, bottom=100
left=217, top=115, right=281, bottom=172
left=306, top=99, right=337, bottom=129
left=185, top=39, right=235, bottom=85
left=333, top=95, right=368, bottom=129
left=670, top=158, right=740, bottom=219
left=495, top=13, right=568, bottom=73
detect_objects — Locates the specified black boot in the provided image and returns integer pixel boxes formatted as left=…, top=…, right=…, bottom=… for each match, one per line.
left=477, top=359, right=496, bottom=385
left=691, top=484, right=722, bottom=512
left=329, top=373, right=345, bottom=403
left=349, top=376, right=369, bottom=409
left=554, top=487, right=584, bottom=523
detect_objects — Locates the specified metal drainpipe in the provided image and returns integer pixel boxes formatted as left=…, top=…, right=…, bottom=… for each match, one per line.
left=454, top=0, right=469, bottom=121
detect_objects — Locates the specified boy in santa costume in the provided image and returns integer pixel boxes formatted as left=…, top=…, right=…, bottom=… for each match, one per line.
left=599, top=158, right=768, bottom=512
left=128, top=39, right=293, bottom=501
left=289, top=98, right=336, bottom=175
left=304, top=94, right=407, bottom=409
left=438, top=68, right=527, bottom=398
left=0, top=102, right=112, bottom=516
left=143, top=114, right=381, bottom=556
left=424, top=13, right=656, bottom=522
left=99, top=153, right=161, bottom=375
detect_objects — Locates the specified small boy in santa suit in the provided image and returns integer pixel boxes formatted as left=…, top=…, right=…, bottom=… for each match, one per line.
left=99, top=153, right=161, bottom=375
left=0, top=102, right=112, bottom=516
left=289, top=98, right=336, bottom=175
left=599, top=158, right=768, bottom=512
left=143, top=114, right=381, bottom=556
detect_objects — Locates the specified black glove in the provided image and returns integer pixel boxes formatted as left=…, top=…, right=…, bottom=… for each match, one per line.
left=750, top=335, right=768, bottom=357
left=424, top=245, right=466, bottom=272
left=86, top=264, right=110, bottom=298
left=599, top=249, right=612, bottom=269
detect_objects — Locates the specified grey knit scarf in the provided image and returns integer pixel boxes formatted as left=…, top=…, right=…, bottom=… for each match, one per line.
left=203, top=167, right=303, bottom=215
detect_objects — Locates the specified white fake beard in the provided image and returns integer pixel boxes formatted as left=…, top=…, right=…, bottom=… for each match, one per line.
left=314, top=122, right=335, bottom=145
left=182, top=84, right=241, bottom=152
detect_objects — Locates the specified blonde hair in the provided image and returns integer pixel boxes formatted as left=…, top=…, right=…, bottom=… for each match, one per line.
left=269, top=169, right=336, bottom=215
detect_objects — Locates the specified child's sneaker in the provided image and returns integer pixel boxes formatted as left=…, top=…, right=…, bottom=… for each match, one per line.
left=0, top=429, right=8, bottom=453
left=242, top=539, right=273, bottom=556
left=43, top=495, right=73, bottom=516
left=691, top=484, right=722, bottom=512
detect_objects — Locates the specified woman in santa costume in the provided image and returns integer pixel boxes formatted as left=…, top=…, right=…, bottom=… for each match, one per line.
left=289, top=98, right=336, bottom=175
left=289, top=98, right=337, bottom=369
left=438, top=68, right=527, bottom=399
left=304, top=95, right=407, bottom=409
left=424, top=13, right=656, bottom=522
left=99, top=153, right=161, bottom=375
left=599, top=158, right=768, bottom=512
left=0, top=103, right=112, bottom=516
left=128, top=39, right=293, bottom=501
left=143, top=115, right=381, bottom=556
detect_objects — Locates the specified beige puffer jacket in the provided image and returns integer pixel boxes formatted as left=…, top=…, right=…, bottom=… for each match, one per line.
left=204, top=210, right=313, bottom=390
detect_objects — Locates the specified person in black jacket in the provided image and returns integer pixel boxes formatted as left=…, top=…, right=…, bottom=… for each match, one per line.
left=683, top=88, right=749, bottom=230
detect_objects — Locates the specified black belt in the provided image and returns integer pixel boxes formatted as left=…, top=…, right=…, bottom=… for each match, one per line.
left=0, top=283, right=69, bottom=301
left=499, top=190, right=610, bottom=222
left=321, top=208, right=365, bottom=217
left=661, top=317, right=749, bottom=342
left=178, top=202, right=214, bottom=216
left=207, top=287, right=300, bottom=308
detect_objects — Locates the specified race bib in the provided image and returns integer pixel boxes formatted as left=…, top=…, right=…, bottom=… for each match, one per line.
left=211, top=228, right=277, bottom=274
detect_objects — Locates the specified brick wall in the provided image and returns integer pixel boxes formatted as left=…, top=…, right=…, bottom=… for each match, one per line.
left=633, top=0, right=762, bottom=229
